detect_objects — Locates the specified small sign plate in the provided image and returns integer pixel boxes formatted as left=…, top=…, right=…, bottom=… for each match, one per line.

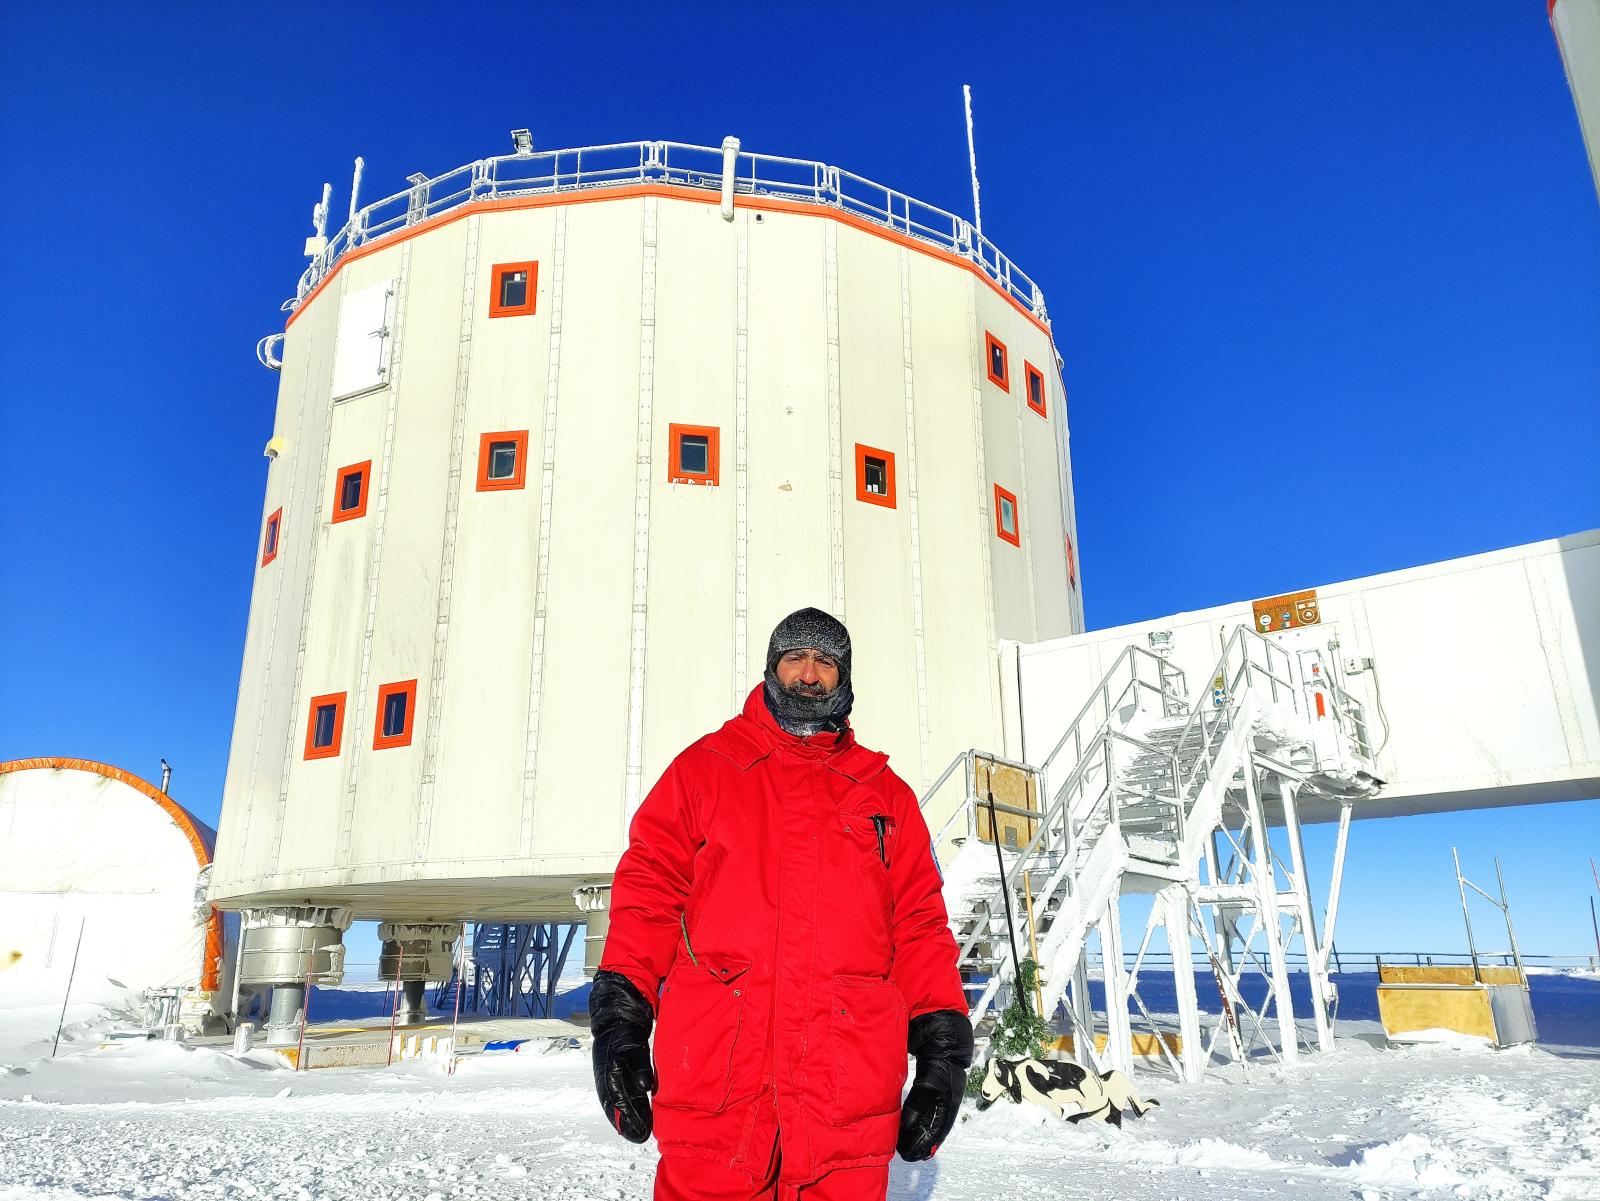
left=1252, top=589, right=1320, bottom=633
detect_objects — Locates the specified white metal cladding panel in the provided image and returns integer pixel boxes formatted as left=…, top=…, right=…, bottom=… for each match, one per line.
left=215, top=289, right=343, bottom=894
left=330, top=279, right=393, bottom=400
left=424, top=213, right=556, bottom=865
left=904, top=255, right=1004, bottom=785
left=1546, top=537, right=1600, bottom=761
left=528, top=200, right=645, bottom=857
left=975, top=299, right=1035, bottom=645
left=348, top=226, right=470, bottom=869
left=216, top=380, right=295, bottom=886
left=836, top=226, right=919, bottom=774
left=468, top=209, right=557, bottom=426
left=278, top=387, right=381, bottom=867
left=1355, top=556, right=1584, bottom=785
left=1020, top=338, right=1072, bottom=641
left=743, top=212, right=832, bottom=696
left=641, top=200, right=739, bottom=778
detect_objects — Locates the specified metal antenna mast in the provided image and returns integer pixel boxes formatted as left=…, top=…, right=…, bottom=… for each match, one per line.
left=963, top=84, right=983, bottom=239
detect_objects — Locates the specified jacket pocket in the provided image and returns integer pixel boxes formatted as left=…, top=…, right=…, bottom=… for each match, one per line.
left=652, top=954, right=751, bottom=1113
left=827, top=973, right=909, bottom=1125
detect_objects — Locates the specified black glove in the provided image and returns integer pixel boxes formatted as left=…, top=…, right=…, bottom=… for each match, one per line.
left=589, top=970, right=656, bottom=1143
left=897, top=1009, right=974, bottom=1161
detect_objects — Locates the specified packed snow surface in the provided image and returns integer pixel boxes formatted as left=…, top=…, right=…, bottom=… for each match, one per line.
left=2, top=983, right=1597, bottom=1200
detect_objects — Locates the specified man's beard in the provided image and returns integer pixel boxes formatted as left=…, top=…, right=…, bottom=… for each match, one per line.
left=762, top=667, right=854, bottom=737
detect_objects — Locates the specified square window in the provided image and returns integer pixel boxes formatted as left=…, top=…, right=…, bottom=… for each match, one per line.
left=1024, top=361, right=1047, bottom=418
left=853, top=443, right=897, bottom=509
left=994, top=483, right=1020, bottom=546
left=332, top=460, right=372, bottom=523
left=261, top=507, right=282, bottom=567
left=489, top=261, right=538, bottom=318
left=373, top=679, right=418, bottom=750
left=475, top=430, right=529, bottom=491
left=303, top=691, right=347, bottom=760
left=668, top=423, right=720, bottom=486
left=984, top=332, right=1009, bottom=391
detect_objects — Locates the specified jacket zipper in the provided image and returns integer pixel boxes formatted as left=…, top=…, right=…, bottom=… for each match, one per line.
left=680, top=912, right=699, bottom=967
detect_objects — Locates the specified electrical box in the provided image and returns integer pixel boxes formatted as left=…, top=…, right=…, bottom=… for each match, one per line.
left=1251, top=588, right=1319, bottom=634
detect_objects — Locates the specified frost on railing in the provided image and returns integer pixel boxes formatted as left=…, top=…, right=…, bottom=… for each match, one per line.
left=283, top=140, right=1050, bottom=323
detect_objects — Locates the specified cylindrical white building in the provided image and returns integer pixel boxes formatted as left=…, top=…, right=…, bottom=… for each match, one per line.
left=211, top=139, right=1084, bottom=946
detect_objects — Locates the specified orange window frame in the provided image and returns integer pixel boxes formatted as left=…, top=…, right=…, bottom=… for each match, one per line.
left=476, top=430, right=529, bottom=492
left=261, top=507, right=283, bottom=566
left=994, top=483, right=1021, bottom=547
left=1024, top=361, right=1047, bottom=418
left=303, top=692, right=347, bottom=760
left=489, top=261, right=538, bottom=317
left=1066, top=533, right=1077, bottom=589
left=372, top=679, right=419, bottom=750
left=332, top=460, right=373, bottom=523
left=984, top=331, right=1010, bottom=391
left=668, top=423, right=720, bottom=486
left=854, top=443, right=897, bottom=509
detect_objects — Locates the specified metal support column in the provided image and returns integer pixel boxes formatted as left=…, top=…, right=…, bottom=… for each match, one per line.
left=1279, top=779, right=1334, bottom=1051
left=1241, top=762, right=1299, bottom=1061
left=1161, top=887, right=1205, bottom=1082
left=1099, top=899, right=1134, bottom=1076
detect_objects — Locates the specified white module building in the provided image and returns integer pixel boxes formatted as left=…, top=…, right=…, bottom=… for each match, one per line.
left=212, top=138, right=1085, bottom=1038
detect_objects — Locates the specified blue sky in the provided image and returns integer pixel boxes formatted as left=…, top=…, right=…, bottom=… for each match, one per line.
left=1, top=2, right=1596, bottom=956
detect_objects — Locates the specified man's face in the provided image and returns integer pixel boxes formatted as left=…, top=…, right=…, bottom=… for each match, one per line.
left=774, top=648, right=840, bottom=697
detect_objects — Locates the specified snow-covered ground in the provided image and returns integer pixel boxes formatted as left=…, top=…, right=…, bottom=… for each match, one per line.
left=2, top=986, right=1597, bottom=1200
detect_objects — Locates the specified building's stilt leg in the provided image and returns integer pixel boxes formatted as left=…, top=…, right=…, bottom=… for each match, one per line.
left=1241, top=762, right=1299, bottom=1062
left=1162, top=886, right=1205, bottom=1082
left=1070, top=950, right=1096, bottom=1068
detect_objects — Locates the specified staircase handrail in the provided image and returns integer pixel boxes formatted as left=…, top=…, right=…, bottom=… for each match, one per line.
left=1035, top=644, right=1186, bottom=784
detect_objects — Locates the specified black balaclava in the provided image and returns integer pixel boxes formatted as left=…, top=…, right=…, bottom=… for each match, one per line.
left=762, top=607, right=854, bottom=738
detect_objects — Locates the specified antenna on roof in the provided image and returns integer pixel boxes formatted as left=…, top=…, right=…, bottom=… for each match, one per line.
left=160, top=759, right=172, bottom=794
left=963, top=84, right=983, bottom=239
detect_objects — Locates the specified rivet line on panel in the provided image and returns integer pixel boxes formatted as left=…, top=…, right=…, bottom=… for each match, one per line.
left=268, top=270, right=352, bottom=870
left=521, top=206, right=567, bottom=858
left=416, top=216, right=482, bottom=855
left=964, top=281, right=1002, bottom=741
left=824, top=222, right=846, bottom=620
left=733, top=213, right=750, bottom=700
left=899, top=248, right=932, bottom=781
left=624, top=197, right=659, bottom=823
left=339, top=245, right=412, bottom=864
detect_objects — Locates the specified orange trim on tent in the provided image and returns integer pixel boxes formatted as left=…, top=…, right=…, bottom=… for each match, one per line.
left=284, top=184, right=1058, bottom=341
left=0, top=757, right=225, bottom=992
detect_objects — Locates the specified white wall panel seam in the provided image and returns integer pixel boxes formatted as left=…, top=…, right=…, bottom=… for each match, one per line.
left=521, top=206, right=567, bottom=859
left=825, top=222, right=846, bottom=620
left=1522, top=556, right=1586, bottom=762
left=238, top=315, right=317, bottom=874
left=734, top=212, right=751, bottom=702
left=964, top=281, right=1002, bottom=741
left=624, top=197, right=659, bottom=822
left=267, top=270, right=350, bottom=874
left=339, top=250, right=412, bottom=866
left=898, top=247, right=932, bottom=781
left=416, top=216, right=481, bottom=856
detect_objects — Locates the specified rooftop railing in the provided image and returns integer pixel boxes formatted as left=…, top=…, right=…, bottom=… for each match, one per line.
left=284, top=140, right=1051, bottom=323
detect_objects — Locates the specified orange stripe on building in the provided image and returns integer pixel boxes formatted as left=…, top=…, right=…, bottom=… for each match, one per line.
left=284, top=184, right=1059, bottom=342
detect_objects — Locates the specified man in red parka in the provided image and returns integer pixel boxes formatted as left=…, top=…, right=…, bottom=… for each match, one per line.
left=590, top=607, right=973, bottom=1200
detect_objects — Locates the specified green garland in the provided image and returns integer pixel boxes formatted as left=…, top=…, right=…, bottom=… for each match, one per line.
left=986, top=957, right=1054, bottom=1062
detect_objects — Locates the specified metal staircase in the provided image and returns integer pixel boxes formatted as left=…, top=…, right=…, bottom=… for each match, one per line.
left=921, top=625, right=1379, bottom=1080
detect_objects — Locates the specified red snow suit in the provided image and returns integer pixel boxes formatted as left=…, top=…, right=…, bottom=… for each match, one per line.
left=599, top=685, right=966, bottom=1187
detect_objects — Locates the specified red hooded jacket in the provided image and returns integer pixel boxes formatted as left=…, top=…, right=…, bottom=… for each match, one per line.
left=599, top=685, right=966, bottom=1184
